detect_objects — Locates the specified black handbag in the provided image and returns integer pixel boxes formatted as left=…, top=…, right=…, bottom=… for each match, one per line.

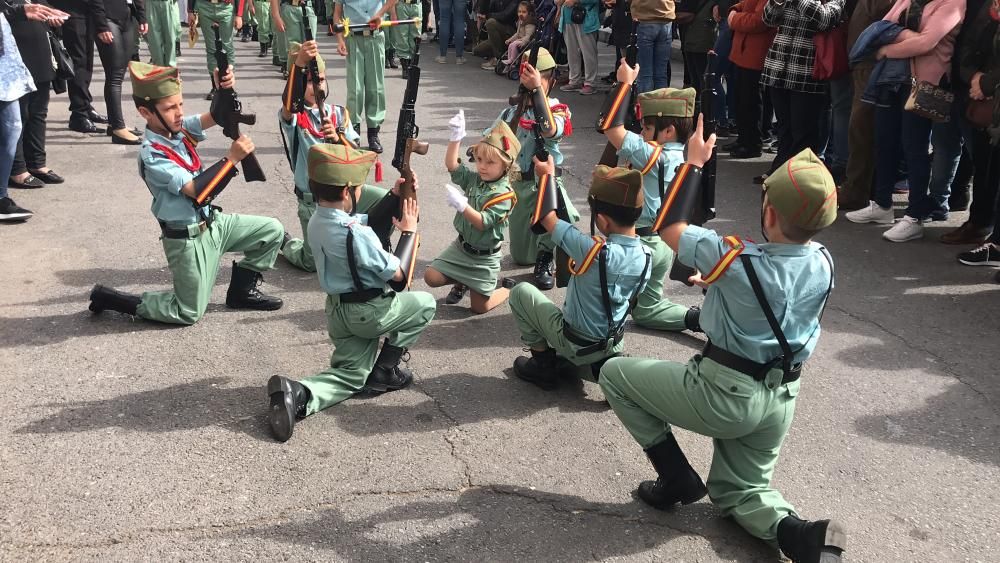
left=571, top=4, right=586, bottom=24
left=48, top=31, right=74, bottom=81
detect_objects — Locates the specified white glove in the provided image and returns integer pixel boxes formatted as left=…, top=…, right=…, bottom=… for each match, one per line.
left=448, top=109, right=466, bottom=142
left=445, top=183, right=468, bottom=213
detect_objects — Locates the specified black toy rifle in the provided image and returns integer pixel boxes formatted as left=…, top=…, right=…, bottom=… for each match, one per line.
left=669, top=51, right=718, bottom=285
left=391, top=37, right=429, bottom=202
left=211, top=24, right=266, bottom=182
left=596, top=15, right=639, bottom=166
left=505, top=15, right=545, bottom=130
left=300, top=4, right=335, bottom=142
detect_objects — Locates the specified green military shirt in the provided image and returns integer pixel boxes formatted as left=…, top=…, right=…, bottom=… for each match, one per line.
left=278, top=104, right=360, bottom=193
left=336, top=0, right=385, bottom=26
left=449, top=165, right=516, bottom=251
left=307, top=205, right=400, bottom=294
left=138, top=114, right=211, bottom=228
left=678, top=225, right=834, bottom=364
left=553, top=220, right=652, bottom=341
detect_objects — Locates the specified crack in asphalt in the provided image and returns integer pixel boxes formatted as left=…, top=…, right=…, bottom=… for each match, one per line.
left=410, top=380, right=475, bottom=488
left=827, top=304, right=995, bottom=408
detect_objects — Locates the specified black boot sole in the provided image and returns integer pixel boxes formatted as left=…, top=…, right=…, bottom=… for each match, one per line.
left=818, top=521, right=847, bottom=563
left=226, top=298, right=284, bottom=311
left=513, top=357, right=560, bottom=390
left=88, top=284, right=107, bottom=313
left=267, top=375, right=297, bottom=442
left=533, top=277, right=554, bottom=291
left=362, top=372, right=413, bottom=394
left=636, top=479, right=708, bottom=509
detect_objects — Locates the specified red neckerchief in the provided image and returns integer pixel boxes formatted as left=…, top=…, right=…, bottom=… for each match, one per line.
left=518, top=104, right=573, bottom=136
left=149, top=131, right=201, bottom=172
left=296, top=107, right=338, bottom=139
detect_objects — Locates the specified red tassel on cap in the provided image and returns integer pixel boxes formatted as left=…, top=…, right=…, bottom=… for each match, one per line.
left=563, top=117, right=573, bottom=137
left=374, top=159, right=384, bottom=183
left=502, top=137, right=510, bottom=151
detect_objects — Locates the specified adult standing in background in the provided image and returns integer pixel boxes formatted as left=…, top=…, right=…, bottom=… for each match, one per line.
left=557, top=0, right=600, bottom=95
left=1, top=0, right=70, bottom=222
left=436, top=0, right=467, bottom=63
left=632, top=0, right=675, bottom=93
left=50, top=0, right=109, bottom=134
left=146, top=0, right=180, bottom=66
left=94, top=0, right=147, bottom=145
left=725, top=0, right=776, bottom=159
left=190, top=0, right=235, bottom=98
left=8, top=0, right=65, bottom=190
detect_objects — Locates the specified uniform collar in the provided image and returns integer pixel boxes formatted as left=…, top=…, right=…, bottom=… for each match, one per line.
left=317, top=205, right=367, bottom=224
left=757, top=241, right=821, bottom=256
left=607, top=232, right=641, bottom=246
left=663, top=141, right=685, bottom=150
left=144, top=126, right=184, bottom=147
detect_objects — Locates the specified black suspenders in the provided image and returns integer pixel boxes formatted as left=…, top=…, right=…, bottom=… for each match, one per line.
left=598, top=246, right=652, bottom=338
left=345, top=228, right=364, bottom=292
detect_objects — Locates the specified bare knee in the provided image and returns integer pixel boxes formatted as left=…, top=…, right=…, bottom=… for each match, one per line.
left=423, top=267, right=448, bottom=287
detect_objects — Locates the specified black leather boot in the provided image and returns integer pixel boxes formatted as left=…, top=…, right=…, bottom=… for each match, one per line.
left=259, top=42, right=267, bottom=57
left=400, top=58, right=410, bottom=78
left=368, top=127, right=383, bottom=154
left=777, top=515, right=847, bottom=563
left=637, top=433, right=708, bottom=509
left=353, top=123, right=362, bottom=137
left=267, top=375, right=310, bottom=442
left=225, top=261, right=283, bottom=311
left=684, top=306, right=703, bottom=333
left=513, top=348, right=561, bottom=391
left=385, top=48, right=399, bottom=68
left=89, top=284, right=141, bottom=315
left=251, top=25, right=259, bottom=42
left=364, top=340, right=414, bottom=393
left=175, top=40, right=181, bottom=57
left=533, top=250, right=555, bottom=290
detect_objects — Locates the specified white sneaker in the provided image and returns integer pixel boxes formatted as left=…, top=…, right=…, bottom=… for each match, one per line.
left=435, top=56, right=447, bottom=64
left=455, top=57, right=466, bottom=65
left=883, top=215, right=924, bottom=242
left=845, top=201, right=895, bottom=224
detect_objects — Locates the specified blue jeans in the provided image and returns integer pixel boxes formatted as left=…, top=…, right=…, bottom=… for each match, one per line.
left=827, top=74, right=852, bottom=171
left=928, top=99, right=972, bottom=220
left=437, top=0, right=467, bottom=57
left=874, top=89, right=933, bottom=217
left=636, top=22, right=672, bottom=94
left=711, top=18, right=735, bottom=123
left=1, top=100, right=23, bottom=200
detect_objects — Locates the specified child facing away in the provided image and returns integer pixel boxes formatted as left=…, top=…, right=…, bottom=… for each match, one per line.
left=599, top=60, right=702, bottom=333
left=423, top=111, right=521, bottom=314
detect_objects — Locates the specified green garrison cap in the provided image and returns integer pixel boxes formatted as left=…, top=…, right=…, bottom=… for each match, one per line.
left=589, top=165, right=644, bottom=209
left=764, top=148, right=838, bottom=230
left=524, top=47, right=557, bottom=72
left=129, top=61, right=181, bottom=101
left=478, top=121, right=521, bottom=163
left=638, top=87, right=696, bottom=118
left=288, top=42, right=327, bottom=73
left=308, top=143, right=377, bottom=186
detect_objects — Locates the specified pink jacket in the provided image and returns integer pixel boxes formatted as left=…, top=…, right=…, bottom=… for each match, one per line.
left=881, top=0, right=966, bottom=85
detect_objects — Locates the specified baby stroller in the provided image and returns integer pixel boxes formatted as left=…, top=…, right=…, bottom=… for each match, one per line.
left=494, top=0, right=560, bottom=79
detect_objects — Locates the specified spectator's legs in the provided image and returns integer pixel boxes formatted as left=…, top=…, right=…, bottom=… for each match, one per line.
left=760, top=86, right=774, bottom=139
left=872, top=95, right=905, bottom=209
left=61, top=13, right=96, bottom=123
left=927, top=114, right=966, bottom=220
left=1, top=100, right=22, bottom=199
left=840, top=65, right=876, bottom=209
left=11, top=84, right=50, bottom=177
left=484, top=18, right=514, bottom=61
left=636, top=23, right=670, bottom=93
left=711, top=17, right=733, bottom=123
left=95, top=17, right=136, bottom=131
left=734, top=66, right=762, bottom=150
left=654, top=23, right=671, bottom=90
left=685, top=51, right=708, bottom=107
left=827, top=73, right=852, bottom=180
left=580, top=30, right=598, bottom=86
left=421, top=0, right=430, bottom=33
left=768, top=87, right=791, bottom=171
left=900, top=110, right=933, bottom=220
left=563, top=23, right=584, bottom=86
left=438, top=0, right=455, bottom=56
left=968, top=129, right=1000, bottom=230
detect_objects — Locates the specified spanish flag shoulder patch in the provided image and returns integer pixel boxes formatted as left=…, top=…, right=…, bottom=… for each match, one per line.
left=701, top=235, right=745, bottom=285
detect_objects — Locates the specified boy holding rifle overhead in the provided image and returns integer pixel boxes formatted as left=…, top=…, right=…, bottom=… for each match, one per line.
left=599, top=61, right=702, bottom=333
left=279, top=40, right=364, bottom=272
left=493, top=48, right=579, bottom=291
left=266, top=144, right=436, bottom=443
left=599, top=114, right=844, bottom=562
left=508, top=156, right=652, bottom=390
left=89, top=62, right=284, bottom=325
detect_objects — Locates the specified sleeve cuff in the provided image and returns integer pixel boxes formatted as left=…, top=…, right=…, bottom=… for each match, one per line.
left=379, top=255, right=402, bottom=281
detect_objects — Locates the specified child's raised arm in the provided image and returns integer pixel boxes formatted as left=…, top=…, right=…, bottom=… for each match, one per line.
left=445, top=110, right=466, bottom=172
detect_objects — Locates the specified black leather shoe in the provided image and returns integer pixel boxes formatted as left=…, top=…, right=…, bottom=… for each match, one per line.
left=637, top=434, right=708, bottom=509
left=106, top=126, right=142, bottom=137
left=729, top=145, right=762, bottom=159
left=175, top=41, right=182, bottom=57
left=445, top=284, right=468, bottom=304
left=69, top=119, right=100, bottom=134
left=110, top=130, right=142, bottom=145
left=684, top=306, right=702, bottom=333
left=258, top=43, right=267, bottom=57
left=513, top=349, right=561, bottom=391
left=87, top=111, right=109, bottom=124
left=89, top=284, right=141, bottom=315
left=363, top=340, right=413, bottom=393
left=385, top=49, right=399, bottom=68
left=533, top=250, right=555, bottom=290
left=777, top=516, right=847, bottom=563
left=29, top=170, right=65, bottom=184
left=368, top=127, right=383, bottom=153
left=225, top=261, right=283, bottom=310
left=8, top=174, right=44, bottom=189
left=267, top=375, right=310, bottom=442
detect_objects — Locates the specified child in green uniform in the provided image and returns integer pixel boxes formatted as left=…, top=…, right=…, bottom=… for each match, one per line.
left=253, top=0, right=272, bottom=57
left=600, top=62, right=701, bottom=333
left=266, top=143, right=437, bottom=442
left=389, top=0, right=420, bottom=76
left=89, top=62, right=284, bottom=325
left=491, top=48, right=580, bottom=290
left=147, top=0, right=180, bottom=66
left=508, top=157, right=652, bottom=390
left=270, top=0, right=318, bottom=75
left=423, top=112, right=520, bottom=314
left=278, top=40, right=364, bottom=272
left=189, top=0, right=236, bottom=99
left=334, top=0, right=394, bottom=153
left=600, top=117, right=845, bottom=563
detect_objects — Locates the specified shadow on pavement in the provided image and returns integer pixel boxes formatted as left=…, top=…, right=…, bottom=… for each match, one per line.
left=15, top=376, right=272, bottom=441
left=0, top=310, right=180, bottom=348
left=232, top=485, right=774, bottom=561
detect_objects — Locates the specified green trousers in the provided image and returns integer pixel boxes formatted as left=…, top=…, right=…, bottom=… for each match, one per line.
left=346, top=32, right=386, bottom=128
left=279, top=2, right=317, bottom=53
left=301, top=291, right=437, bottom=415
left=508, top=177, right=580, bottom=265
left=147, top=0, right=180, bottom=66
left=137, top=212, right=283, bottom=325
left=631, top=235, right=689, bottom=331
left=390, top=2, right=421, bottom=58
left=195, top=0, right=235, bottom=75
left=509, top=283, right=622, bottom=381
left=273, top=25, right=287, bottom=63
left=283, top=185, right=389, bottom=272
left=254, top=0, right=272, bottom=45
left=599, top=355, right=801, bottom=544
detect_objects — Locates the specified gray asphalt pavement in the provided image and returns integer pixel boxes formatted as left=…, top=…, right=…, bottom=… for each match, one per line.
left=1, top=31, right=999, bottom=562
